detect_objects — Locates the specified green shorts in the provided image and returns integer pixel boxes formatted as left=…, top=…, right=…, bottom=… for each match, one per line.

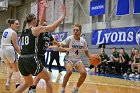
left=18, top=55, right=44, bottom=76
left=37, top=54, right=46, bottom=67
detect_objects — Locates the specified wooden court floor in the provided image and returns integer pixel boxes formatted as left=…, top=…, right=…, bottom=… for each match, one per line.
left=0, top=62, right=140, bottom=93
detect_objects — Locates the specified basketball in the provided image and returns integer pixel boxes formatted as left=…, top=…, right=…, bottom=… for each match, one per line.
left=89, top=54, right=101, bottom=66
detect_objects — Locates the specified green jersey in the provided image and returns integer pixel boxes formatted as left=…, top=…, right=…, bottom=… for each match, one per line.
left=20, top=28, right=36, bottom=55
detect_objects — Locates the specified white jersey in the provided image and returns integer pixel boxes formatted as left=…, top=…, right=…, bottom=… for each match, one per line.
left=1, top=28, right=14, bottom=47
left=1, top=28, right=18, bottom=63
left=62, top=35, right=88, bottom=59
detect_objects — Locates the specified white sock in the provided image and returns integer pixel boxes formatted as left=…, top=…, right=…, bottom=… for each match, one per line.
left=6, top=79, right=10, bottom=83
left=61, top=87, right=65, bottom=91
left=75, top=87, right=79, bottom=90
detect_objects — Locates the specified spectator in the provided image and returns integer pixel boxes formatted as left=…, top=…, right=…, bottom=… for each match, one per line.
left=119, top=48, right=129, bottom=76
left=98, top=48, right=109, bottom=73
left=129, top=49, right=140, bottom=78
left=109, top=47, right=120, bottom=74
left=48, top=35, right=62, bottom=73
left=128, top=48, right=136, bottom=73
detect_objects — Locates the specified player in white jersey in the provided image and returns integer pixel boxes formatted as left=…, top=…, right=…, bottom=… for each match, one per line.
left=1, top=19, right=20, bottom=90
left=60, top=24, right=90, bottom=93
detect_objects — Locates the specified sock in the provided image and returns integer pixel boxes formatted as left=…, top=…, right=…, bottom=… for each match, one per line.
left=75, top=86, right=79, bottom=90
left=29, top=85, right=36, bottom=91
left=32, top=85, right=36, bottom=89
left=6, top=79, right=10, bottom=84
left=16, top=83, right=20, bottom=88
left=61, top=87, right=65, bottom=91
left=29, top=86, right=33, bottom=90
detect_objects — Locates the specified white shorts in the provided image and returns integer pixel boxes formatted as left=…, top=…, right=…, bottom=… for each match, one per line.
left=64, top=55, right=82, bottom=67
left=1, top=46, right=18, bottom=63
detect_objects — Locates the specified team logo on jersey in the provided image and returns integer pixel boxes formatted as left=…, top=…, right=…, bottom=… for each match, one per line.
left=136, top=30, right=140, bottom=45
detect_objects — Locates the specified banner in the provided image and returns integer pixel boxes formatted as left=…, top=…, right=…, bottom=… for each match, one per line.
left=91, top=27, right=140, bottom=45
left=52, top=32, right=67, bottom=42
left=133, top=0, right=140, bottom=14
left=90, top=0, right=105, bottom=16
left=46, top=32, right=67, bottom=65
left=116, top=0, right=130, bottom=16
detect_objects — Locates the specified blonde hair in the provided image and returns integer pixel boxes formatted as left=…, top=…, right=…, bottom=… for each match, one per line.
left=72, top=24, right=82, bottom=32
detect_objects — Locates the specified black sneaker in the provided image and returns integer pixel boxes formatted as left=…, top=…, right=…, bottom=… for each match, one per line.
left=49, top=69, right=52, bottom=72
left=59, top=70, right=62, bottom=73
left=16, top=84, right=20, bottom=88
left=28, top=89, right=36, bottom=93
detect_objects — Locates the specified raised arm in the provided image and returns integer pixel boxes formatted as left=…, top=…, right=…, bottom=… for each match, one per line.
left=33, top=4, right=66, bottom=37
left=38, top=0, right=48, bottom=26
left=40, top=4, right=66, bottom=32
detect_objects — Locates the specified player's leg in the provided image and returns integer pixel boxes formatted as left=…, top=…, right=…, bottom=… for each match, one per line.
left=48, top=53, right=55, bottom=72
left=4, top=61, right=13, bottom=90
left=73, top=62, right=87, bottom=93
left=55, top=54, right=62, bottom=72
left=36, top=68, right=53, bottom=93
left=10, top=62, right=20, bottom=86
left=14, top=75, right=33, bottom=93
left=5, top=47, right=20, bottom=87
left=7, top=57, right=20, bottom=88
left=61, top=62, right=73, bottom=92
left=28, top=54, right=46, bottom=92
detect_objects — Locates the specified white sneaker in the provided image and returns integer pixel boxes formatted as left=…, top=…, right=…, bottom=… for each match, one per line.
left=60, top=89, right=65, bottom=93
left=72, top=87, right=78, bottom=93
left=123, top=73, right=127, bottom=77
left=86, top=68, right=90, bottom=72
left=129, top=73, right=135, bottom=78
left=5, top=82, right=10, bottom=90
left=135, top=74, right=140, bottom=79
left=28, top=89, right=36, bottom=93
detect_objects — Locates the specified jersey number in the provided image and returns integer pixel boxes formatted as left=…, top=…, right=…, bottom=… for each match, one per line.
left=3, top=32, right=8, bottom=38
left=21, top=36, right=29, bottom=45
left=75, top=50, right=79, bottom=55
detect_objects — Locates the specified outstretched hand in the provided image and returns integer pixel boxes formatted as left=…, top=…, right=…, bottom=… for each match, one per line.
left=40, top=0, right=48, bottom=8
left=61, top=4, right=66, bottom=17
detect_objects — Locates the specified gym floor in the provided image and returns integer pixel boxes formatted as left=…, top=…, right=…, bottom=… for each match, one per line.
left=0, top=62, right=140, bottom=93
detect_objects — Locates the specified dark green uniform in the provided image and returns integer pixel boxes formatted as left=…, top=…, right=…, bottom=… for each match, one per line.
left=109, top=51, right=120, bottom=74
left=98, top=53, right=109, bottom=73
left=119, top=52, right=129, bottom=74
left=37, top=32, right=54, bottom=66
left=112, top=51, right=120, bottom=59
left=18, top=28, right=43, bottom=76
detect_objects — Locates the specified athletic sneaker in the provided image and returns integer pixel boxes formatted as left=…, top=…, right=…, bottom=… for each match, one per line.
left=16, top=84, right=20, bottom=88
left=135, top=74, right=140, bottom=79
left=123, top=73, right=128, bottom=77
left=28, top=89, right=36, bottom=93
left=72, top=87, right=78, bottom=93
left=60, top=89, right=65, bottom=93
left=86, top=68, right=90, bottom=72
left=129, top=73, right=135, bottom=78
left=5, top=82, right=10, bottom=90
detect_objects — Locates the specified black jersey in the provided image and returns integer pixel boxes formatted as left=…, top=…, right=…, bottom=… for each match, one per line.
left=37, top=32, right=54, bottom=54
left=20, top=28, right=36, bottom=55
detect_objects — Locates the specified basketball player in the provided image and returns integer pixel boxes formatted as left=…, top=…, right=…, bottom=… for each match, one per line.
left=1, top=19, right=21, bottom=90
left=27, top=1, right=63, bottom=92
left=60, top=24, right=90, bottom=93
left=14, top=4, right=66, bottom=93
